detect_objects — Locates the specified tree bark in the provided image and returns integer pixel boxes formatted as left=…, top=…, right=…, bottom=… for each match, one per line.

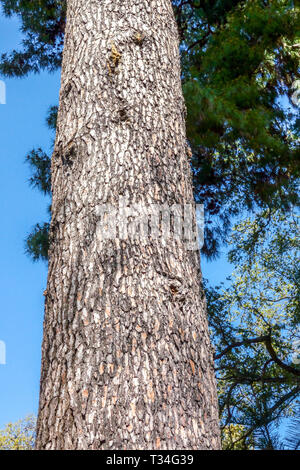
left=36, top=0, right=221, bottom=450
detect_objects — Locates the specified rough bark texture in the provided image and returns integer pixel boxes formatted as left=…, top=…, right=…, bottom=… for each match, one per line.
left=36, top=0, right=221, bottom=450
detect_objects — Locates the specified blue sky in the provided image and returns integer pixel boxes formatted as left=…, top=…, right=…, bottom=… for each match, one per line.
left=0, top=12, right=61, bottom=427
left=0, top=12, right=232, bottom=429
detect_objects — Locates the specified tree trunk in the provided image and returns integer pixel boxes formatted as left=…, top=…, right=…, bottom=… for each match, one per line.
left=36, top=0, right=221, bottom=450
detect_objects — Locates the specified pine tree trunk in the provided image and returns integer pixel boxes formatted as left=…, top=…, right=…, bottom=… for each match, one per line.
left=36, top=0, right=221, bottom=450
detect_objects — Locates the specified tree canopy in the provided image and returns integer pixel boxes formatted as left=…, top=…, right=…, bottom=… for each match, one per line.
left=0, top=415, right=36, bottom=450
left=207, top=208, right=300, bottom=448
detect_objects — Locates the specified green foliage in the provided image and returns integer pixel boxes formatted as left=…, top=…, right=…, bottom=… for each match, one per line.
left=46, top=104, right=58, bottom=131
left=1, top=0, right=299, bottom=258
left=0, top=415, right=36, bottom=450
left=285, top=406, right=300, bottom=449
left=222, top=423, right=254, bottom=450
left=0, top=0, right=66, bottom=76
left=228, top=209, right=300, bottom=326
left=26, top=148, right=51, bottom=195
left=207, top=208, right=300, bottom=449
left=177, top=0, right=300, bottom=257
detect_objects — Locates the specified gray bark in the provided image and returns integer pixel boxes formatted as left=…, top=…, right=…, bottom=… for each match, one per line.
left=36, top=0, right=221, bottom=450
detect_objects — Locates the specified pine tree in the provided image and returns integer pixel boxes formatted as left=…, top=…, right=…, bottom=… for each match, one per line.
left=2, top=1, right=299, bottom=260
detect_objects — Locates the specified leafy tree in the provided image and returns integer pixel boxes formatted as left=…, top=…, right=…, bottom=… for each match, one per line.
left=174, top=0, right=300, bottom=256
left=25, top=221, right=49, bottom=262
left=284, top=407, right=300, bottom=449
left=24, top=107, right=53, bottom=261
left=207, top=209, right=300, bottom=449
left=0, top=415, right=36, bottom=450
left=1, top=0, right=299, bottom=260
left=0, top=0, right=65, bottom=76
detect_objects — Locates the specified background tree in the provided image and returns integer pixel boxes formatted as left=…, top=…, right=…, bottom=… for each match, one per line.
left=0, top=415, right=36, bottom=450
left=1, top=1, right=298, bottom=260
left=207, top=209, right=300, bottom=449
left=177, top=0, right=300, bottom=256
